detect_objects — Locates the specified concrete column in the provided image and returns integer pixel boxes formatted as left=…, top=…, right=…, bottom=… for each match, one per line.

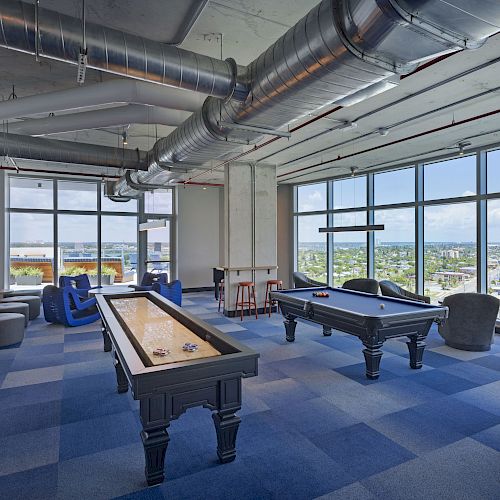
left=223, top=163, right=277, bottom=316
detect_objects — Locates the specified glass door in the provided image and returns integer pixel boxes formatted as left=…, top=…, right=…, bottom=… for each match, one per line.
left=145, top=219, right=171, bottom=278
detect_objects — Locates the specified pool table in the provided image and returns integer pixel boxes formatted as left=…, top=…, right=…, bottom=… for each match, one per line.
left=95, top=291, right=258, bottom=486
left=270, top=286, right=447, bottom=380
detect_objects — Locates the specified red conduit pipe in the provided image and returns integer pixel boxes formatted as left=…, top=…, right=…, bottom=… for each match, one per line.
left=278, top=108, right=500, bottom=179
left=176, top=181, right=224, bottom=187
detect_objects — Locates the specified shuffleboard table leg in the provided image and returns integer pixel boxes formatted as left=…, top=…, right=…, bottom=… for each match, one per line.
left=284, top=315, right=297, bottom=342
left=362, top=340, right=384, bottom=379
left=323, top=326, right=332, bottom=336
left=212, top=410, right=241, bottom=464
left=102, top=324, right=112, bottom=352
left=407, top=334, right=426, bottom=369
left=114, top=353, right=129, bottom=393
left=141, top=426, right=170, bottom=486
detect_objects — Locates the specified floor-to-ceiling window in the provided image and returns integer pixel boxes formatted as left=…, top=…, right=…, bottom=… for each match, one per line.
left=293, top=145, right=500, bottom=304
left=487, top=149, right=500, bottom=317
left=6, top=175, right=167, bottom=289
left=143, top=189, right=174, bottom=277
left=331, top=177, right=367, bottom=284
left=295, top=183, right=327, bottom=282
left=422, top=156, right=477, bottom=303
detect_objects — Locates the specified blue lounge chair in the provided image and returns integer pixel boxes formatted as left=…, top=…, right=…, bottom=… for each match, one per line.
left=153, top=280, right=182, bottom=307
left=42, top=285, right=100, bottom=327
left=130, top=272, right=169, bottom=291
left=59, top=274, right=99, bottom=297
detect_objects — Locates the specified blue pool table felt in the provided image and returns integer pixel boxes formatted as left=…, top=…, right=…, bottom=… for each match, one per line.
left=277, top=287, right=442, bottom=317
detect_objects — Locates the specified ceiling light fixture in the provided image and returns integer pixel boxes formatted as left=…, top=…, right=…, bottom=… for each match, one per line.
left=338, top=121, right=358, bottom=131
left=122, top=131, right=128, bottom=145
left=457, top=141, right=471, bottom=155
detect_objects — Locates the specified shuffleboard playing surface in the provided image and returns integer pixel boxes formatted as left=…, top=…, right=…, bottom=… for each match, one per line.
left=110, top=296, right=221, bottom=366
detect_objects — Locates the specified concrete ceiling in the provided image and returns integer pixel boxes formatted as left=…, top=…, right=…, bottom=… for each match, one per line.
left=1, top=1, right=499, bottom=186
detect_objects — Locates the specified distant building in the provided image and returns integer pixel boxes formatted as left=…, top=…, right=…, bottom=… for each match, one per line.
left=432, top=271, right=468, bottom=282
left=440, top=249, right=460, bottom=259
left=459, top=267, right=476, bottom=275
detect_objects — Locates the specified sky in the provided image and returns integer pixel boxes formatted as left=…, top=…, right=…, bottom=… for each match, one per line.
left=9, top=178, right=172, bottom=243
left=296, top=152, right=500, bottom=242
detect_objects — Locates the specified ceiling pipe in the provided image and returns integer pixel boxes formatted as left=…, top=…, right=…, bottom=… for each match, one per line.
left=0, top=1, right=238, bottom=99
left=0, top=165, right=120, bottom=179
left=184, top=46, right=500, bottom=183
left=0, top=132, right=148, bottom=170
left=278, top=108, right=500, bottom=180
left=124, top=171, right=166, bottom=192
left=0, top=80, right=205, bottom=121
left=8, top=104, right=192, bottom=136
left=115, top=0, right=500, bottom=196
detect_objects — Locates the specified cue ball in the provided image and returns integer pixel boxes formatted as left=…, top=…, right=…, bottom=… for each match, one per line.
left=379, top=303, right=385, bottom=309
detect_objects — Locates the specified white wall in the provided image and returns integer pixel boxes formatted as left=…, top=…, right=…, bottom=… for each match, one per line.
left=277, top=184, right=294, bottom=288
left=177, top=185, right=222, bottom=289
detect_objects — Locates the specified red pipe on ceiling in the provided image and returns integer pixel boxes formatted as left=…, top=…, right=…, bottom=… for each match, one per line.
left=277, top=108, right=500, bottom=179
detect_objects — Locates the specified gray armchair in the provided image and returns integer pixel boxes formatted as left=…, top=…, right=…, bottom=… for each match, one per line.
left=342, top=278, right=379, bottom=295
left=438, top=293, right=499, bottom=351
left=293, top=272, right=326, bottom=289
left=379, top=280, right=430, bottom=304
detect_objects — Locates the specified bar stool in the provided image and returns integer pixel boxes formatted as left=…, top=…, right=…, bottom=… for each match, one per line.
left=264, top=279, right=283, bottom=316
left=236, top=282, right=258, bottom=321
left=218, top=280, right=224, bottom=312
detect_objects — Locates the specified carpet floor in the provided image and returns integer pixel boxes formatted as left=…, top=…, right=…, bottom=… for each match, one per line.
left=0, top=291, right=499, bottom=499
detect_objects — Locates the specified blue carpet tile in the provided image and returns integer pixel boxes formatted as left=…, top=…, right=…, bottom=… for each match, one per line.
left=0, top=291, right=499, bottom=499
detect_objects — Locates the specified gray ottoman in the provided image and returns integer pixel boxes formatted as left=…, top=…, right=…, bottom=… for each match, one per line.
left=0, top=313, right=25, bottom=348
left=4, top=289, right=42, bottom=298
left=0, top=303, right=29, bottom=327
left=0, top=296, right=41, bottom=320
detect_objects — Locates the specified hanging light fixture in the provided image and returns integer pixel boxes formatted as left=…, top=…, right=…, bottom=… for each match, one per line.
left=319, top=225, right=384, bottom=233
left=139, top=219, right=167, bottom=231
left=122, top=130, right=128, bottom=145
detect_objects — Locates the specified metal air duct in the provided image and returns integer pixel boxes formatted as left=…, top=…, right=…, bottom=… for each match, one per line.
left=8, top=105, right=191, bottom=136
left=115, top=0, right=500, bottom=196
left=0, top=80, right=206, bottom=121
left=0, top=0, right=237, bottom=99
left=0, top=132, right=147, bottom=170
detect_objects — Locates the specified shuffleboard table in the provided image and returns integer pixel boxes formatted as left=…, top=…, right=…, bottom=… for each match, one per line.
left=96, top=291, right=259, bottom=486
left=270, top=286, right=447, bottom=380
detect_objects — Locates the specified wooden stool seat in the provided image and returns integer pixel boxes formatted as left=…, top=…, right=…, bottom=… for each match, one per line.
left=264, top=279, right=283, bottom=317
left=236, top=282, right=258, bottom=321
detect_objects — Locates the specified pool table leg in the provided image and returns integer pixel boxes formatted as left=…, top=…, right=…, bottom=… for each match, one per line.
left=284, top=315, right=297, bottom=342
left=407, top=334, right=426, bottom=369
left=102, top=324, right=112, bottom=352
left=114, top=353, right=129, bottom=393
left=323, top=326, right=332, bottom=336
left=212, top=410, right=241, bottom=463
left=362, top=340, right=384, bottom=379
